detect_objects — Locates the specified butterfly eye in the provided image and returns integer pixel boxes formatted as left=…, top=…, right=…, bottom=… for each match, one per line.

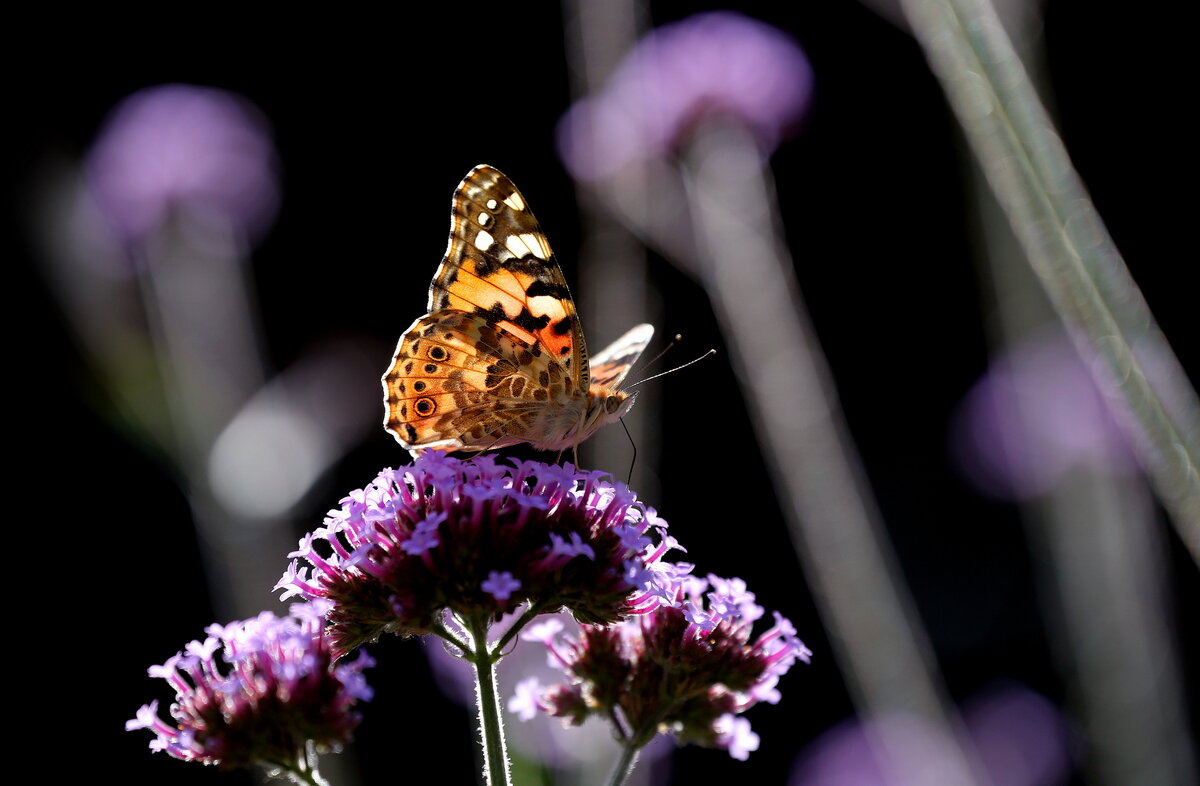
left=604, top=395, right=622, bottom=415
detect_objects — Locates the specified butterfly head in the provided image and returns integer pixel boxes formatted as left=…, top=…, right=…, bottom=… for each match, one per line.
left=584, top=388, right=638, bottom=432
left=607, top=389, right=638, bottom=416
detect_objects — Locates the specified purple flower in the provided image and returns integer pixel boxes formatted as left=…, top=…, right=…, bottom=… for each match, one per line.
left=86, top=83, right=279, bottom=246
left=952, top=328, right=1140, bottom=499
left=482, top=570, right=521, bottom=601
left=126, top=600, right=373, bottom=772
left=516, top=569, right=811, bottom=760
left=790, top=682, right=1071, bottom=786
left=558, top=12, right=814, bottom=180
left=276, top=452, right=674, bottom=657
left=508, top=676, right=547, bottom=721
left=715, top=714, right=761, bottom=761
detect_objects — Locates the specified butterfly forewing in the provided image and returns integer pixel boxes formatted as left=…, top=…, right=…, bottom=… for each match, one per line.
left=430, top=166, right=587, bottom=384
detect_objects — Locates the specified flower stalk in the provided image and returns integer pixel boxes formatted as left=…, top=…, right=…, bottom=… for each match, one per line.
left=262, top=742, right=330, bottom=786
left=603, top=743, right=640, bottom=786
left=467, top=614, right=513, bottom=786
left=899, top=0, right=1200, bottom=559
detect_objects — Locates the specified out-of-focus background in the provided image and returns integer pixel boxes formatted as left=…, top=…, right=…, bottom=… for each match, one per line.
left=15, top=1, right=1194, bottom=784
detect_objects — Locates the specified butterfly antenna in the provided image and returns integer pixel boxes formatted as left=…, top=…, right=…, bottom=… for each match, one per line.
left=627, top=347, right=717, bottom=389
left=645, top=333, right=684, bottom=370
left=621, top=333, right=683, bottom=388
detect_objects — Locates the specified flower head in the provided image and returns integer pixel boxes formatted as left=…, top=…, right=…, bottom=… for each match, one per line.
left=86, top=83, right=280, bottom=247
left=952, top=327, right=1142, bottom=499
left=126, top=600, right=373, bottom=771
left=559, top=12, right=814, bottom=180
left=276, top=452, right=673, bottom=657
left=792, top=683, right=1071, bottom=786
left=516, top=568, right=810, bottom=760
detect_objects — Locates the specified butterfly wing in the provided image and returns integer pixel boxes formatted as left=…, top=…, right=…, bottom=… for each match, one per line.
left=383, top=310, right=575, bottom=453
left=383, top=165, right=591, bottom=454
left=587, top=324, right=655, bottom=393
left=428, top=165, right=589, bottom=386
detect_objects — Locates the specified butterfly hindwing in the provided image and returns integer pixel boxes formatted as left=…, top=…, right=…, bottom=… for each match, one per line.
left=588, top=323, right=655, bottom=392
left=383, top=310, right=577, bottom=452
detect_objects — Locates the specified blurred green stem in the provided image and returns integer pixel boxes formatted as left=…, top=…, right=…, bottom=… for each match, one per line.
left=602, top=743, right=639, bottom=786
left=683, top=122, right=984, bottom=784
left=899, top=0, right=1200, bottom=560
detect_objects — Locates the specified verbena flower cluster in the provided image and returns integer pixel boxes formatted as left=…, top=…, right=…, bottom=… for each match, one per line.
left=126, top=599, right=374, bottom=769
left=130, top=452, right=808, bottom=781
left=276, top=452, right=673, bottom=656
left=511, top=568, right=811, bottom=760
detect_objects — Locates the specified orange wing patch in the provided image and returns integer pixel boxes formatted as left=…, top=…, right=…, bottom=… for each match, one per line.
left=431, top=166, right=584, bottom=376
left=438, top=260, right=573, bottom=356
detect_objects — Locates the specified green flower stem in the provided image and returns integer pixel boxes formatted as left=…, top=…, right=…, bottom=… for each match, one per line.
left=262, top=745, right=330, bottom=786
left=466, top=614, right=512, bottom=786
left=490, top=604, right=541, bottom=656
left=282, top=766, right=330, bottom=786
left=430, top=619, right=471, bottom=653
left=683, top=122, right=982, bottom=782
left=899, top=0, right=1200, bottom=560
left=602, top=743, right=640, bottom=786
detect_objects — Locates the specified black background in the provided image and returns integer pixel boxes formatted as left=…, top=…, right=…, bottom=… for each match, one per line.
left=14, top=2, right=1194, bottom=784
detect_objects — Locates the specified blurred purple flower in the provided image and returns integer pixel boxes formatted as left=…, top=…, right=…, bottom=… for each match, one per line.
left=961, top=682, right=1074, bottom=786
left=952, top=329, right=1139, bottom=499
left=559, top=12, right=814, bottom=180
left=790, top=682, right=1071, bottom=786
left=86, top=84, right=279, bottom=246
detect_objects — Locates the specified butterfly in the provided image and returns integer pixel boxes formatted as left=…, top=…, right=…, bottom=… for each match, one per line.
left=382, top=164, right=654, bottom=458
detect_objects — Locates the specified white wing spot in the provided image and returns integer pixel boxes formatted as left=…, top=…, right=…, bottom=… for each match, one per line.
left=503, top=193, right=526, bottom=211
left=475, top=229, right=495, bottom=251
left=530, top=232, right=552, bottom=259
left=509, top=232, right=550, bottom=260
left=505, top=234, right=533, bottom=259
left=478, top=212, right=491, bottom=226
left=486, top=199, right=499, bottom=210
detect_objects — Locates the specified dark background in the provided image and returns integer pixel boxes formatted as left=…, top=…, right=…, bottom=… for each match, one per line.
left=15, top=2, right=1194, bottom=784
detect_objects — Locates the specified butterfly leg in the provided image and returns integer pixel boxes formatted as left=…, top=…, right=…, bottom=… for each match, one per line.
left=553, top=447, right=581, bottom=470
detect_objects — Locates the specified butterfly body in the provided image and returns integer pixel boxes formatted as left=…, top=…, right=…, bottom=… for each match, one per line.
left=383, top=165, right=653, bottom=457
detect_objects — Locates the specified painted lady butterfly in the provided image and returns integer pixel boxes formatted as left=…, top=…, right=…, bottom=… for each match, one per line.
left=382, top=165, right=654, bottom=457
